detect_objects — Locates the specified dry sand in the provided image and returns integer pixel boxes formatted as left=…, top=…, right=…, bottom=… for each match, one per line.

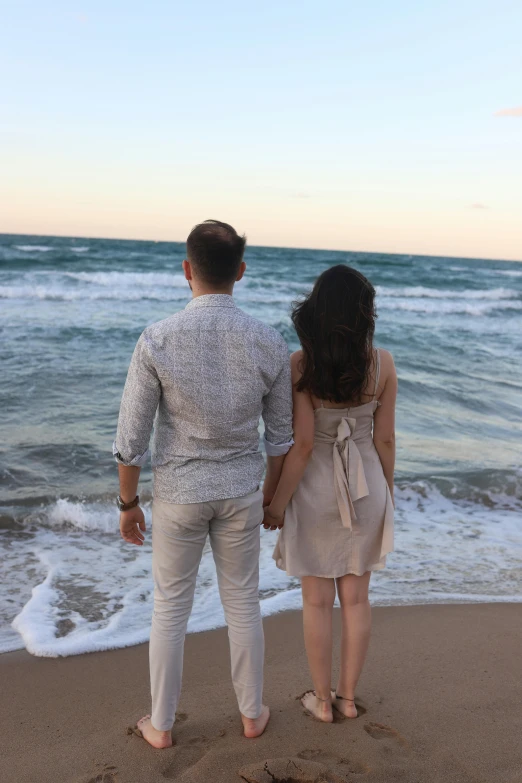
left=1, top=604, right=521, bottom=783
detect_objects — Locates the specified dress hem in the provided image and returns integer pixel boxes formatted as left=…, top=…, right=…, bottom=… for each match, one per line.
left=272, top=555, right=388, bottom=579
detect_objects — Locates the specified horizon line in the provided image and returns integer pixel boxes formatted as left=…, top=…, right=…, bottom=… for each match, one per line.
left=0, top=230, right=521, bottom=265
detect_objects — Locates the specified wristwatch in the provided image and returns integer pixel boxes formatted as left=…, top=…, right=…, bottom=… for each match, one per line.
left=116, top=495, right=140, bottom=511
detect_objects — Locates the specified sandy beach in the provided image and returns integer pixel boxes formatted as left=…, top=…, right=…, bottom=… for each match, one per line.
left=2, top=603, right=521, bottom=783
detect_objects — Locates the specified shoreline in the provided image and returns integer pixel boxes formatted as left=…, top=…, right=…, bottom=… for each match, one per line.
left=3, top=603, right=521, bottom=783
left=5, top=595, right=522, bottom=658
left=5, top=594, right=522, bottom=658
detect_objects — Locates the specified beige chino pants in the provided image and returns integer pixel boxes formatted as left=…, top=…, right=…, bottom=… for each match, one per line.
left=149, top=490, right=265, bottom=731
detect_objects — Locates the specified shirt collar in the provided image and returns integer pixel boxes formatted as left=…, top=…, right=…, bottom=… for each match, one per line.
left=185, top=294, right=237, bottom=310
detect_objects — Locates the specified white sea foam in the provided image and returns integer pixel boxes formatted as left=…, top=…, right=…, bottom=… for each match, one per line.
left=0, top=276, right=298, bottom=305
left=376, top=285, right=518, bottom=300
left=1, top=275, right=520, bottom=314
left=239, top=291, right=295, bottom=304
left=0, top=285, right=189, bottom=302
left=14, top=245, right=53, bottom=252
left=64, top=271, right=189, bottom=287
left=70, top=247, right=89, bottom=253
left=3, top=265, right=519, bottom=313
left=378, top=297, right=522, bottom=316
left=496, top=269, right=522, bottom=278
left=43, top=498, right=120, bottom=532
left=3, top=481, right=522, bottom=657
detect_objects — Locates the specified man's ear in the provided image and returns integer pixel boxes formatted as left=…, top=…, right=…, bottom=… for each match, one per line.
left=236, top=261, right=247, bottom=282
left=182, top=259, right=192, bottom=281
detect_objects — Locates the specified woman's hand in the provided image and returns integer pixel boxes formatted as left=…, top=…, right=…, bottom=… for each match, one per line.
left=262, top=506, right=285, bottom=531
left=120, top=506, right=146, bottom=546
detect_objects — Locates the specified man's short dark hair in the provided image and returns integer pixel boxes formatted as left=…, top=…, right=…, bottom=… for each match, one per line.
left=186, top=219, right=246, bottom=286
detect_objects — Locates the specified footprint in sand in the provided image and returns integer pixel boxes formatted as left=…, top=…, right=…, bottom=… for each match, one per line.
left=298, top=749, right=369, bottom=775
left=363, top=722, right=409, bottom=750
left=240, top=755, right=368, bottom=783
left=333, top=701, right=367, bottom=719
left=87, top=765, right=118, bottom=783
left=161, top=735, right=214, bottom=779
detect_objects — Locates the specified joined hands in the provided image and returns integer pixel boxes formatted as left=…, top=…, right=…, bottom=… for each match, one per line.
left=262, top=505, right=285, bottom=531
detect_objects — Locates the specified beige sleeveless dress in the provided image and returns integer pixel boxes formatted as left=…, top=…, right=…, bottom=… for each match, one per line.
left=273, top=350, right=394, bottom=578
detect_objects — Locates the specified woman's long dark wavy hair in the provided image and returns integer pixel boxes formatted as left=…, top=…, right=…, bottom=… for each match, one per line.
left=292, top=265, right=377, bottom=404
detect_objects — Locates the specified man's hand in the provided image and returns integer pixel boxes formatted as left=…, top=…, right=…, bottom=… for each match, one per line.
left=262, top=454, right=286, bottom=507
left=262, top=490, right=274, bottom=508
left=262, top=479, right=275, bottom=508
left=120, top=506, right=146, bottom=546
left=262, top=506, right=285, bottom=531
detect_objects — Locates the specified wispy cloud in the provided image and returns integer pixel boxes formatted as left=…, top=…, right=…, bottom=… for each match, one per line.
left=291, top=192, right=311, bottom=199
left=494, top=106, right=522, bottom=117
left=470, top=203, right=489, bottom=210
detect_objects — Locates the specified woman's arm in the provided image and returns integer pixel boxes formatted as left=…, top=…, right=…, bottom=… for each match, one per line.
left=372, top=350, right=397, bottom=504
left=264, top=351, right=315, bottom=525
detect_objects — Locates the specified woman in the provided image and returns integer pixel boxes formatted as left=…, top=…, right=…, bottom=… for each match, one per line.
left=263, top=265, right=396, bottom=723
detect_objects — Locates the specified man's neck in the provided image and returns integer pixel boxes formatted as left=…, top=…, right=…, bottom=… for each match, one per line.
left=190, top=285, right=234, bottom=299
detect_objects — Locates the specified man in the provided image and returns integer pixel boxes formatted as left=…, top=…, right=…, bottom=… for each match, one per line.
left=113, top=220, right=293, bottom=748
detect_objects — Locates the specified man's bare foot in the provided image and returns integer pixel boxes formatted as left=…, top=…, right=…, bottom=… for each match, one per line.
left=136, top=715, right=173, bottom=749
left=332, top=692, right=358, bottom=719
left=300, top=691, right=333, bottom=723
left=241, top=705, right=270, bottom=738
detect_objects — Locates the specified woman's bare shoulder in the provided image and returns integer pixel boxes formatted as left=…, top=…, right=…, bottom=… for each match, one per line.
left=377, top=347, right=395, bottom=367
left=290, top=350, right=304, bottom=382
left=377, top=348, right=397, bottom=386
left=290, top=349, right=304, bottom=369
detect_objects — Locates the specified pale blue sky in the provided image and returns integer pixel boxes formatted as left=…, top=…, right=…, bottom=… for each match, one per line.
left=2, top=1, right=521, bottom=259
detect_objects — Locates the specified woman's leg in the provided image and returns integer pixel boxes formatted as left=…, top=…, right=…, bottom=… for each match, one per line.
left=334, top=571, right=372, bottom=717
left=300, top=576, right=336, bottom=722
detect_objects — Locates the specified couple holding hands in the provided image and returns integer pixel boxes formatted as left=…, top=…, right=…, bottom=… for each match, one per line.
left=114, top=219, right=396, bottom=748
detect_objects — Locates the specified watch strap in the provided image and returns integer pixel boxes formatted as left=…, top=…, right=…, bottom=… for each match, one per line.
left=117, top=494, right=140, bottom=511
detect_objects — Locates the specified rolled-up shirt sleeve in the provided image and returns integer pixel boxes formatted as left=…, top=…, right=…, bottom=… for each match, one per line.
left=113, top=332, right=161, bottom=467
left=262, top=341, right=294, bottom=456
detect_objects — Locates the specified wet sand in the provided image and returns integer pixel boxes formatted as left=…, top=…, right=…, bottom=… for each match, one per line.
left=1, top=603, right=521, bottom=783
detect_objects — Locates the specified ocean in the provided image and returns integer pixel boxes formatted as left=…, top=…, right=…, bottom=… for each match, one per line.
left=1, top=234, right=521, bottom=657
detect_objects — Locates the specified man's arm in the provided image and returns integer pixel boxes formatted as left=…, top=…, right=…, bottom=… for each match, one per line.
left=113, top=332, right=161, bottom=469
left=263, top=454, right=286, bottom=509
left=263, top=351, right=315, bottom=527
left=114, top=332, right=161, bottom=545
left=261, top=341, right=294, bottom=508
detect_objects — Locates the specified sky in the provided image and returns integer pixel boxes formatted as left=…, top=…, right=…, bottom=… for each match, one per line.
left=1, top=0, right=522, bottom=260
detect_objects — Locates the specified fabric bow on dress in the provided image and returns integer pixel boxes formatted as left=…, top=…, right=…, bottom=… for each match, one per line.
left=316, top=417, right=370, bottom=529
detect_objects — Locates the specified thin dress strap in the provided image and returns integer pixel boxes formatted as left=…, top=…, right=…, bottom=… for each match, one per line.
left=372, top=349, right=381, bottom=401
left=311, top=395, right=325, bottom=410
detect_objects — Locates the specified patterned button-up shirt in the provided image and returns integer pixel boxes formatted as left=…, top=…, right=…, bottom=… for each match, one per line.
left=113, top=294, right=293, bottom=504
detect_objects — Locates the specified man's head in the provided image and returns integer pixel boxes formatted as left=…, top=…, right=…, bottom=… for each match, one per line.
left=183, top=219, right=247, bottom=293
